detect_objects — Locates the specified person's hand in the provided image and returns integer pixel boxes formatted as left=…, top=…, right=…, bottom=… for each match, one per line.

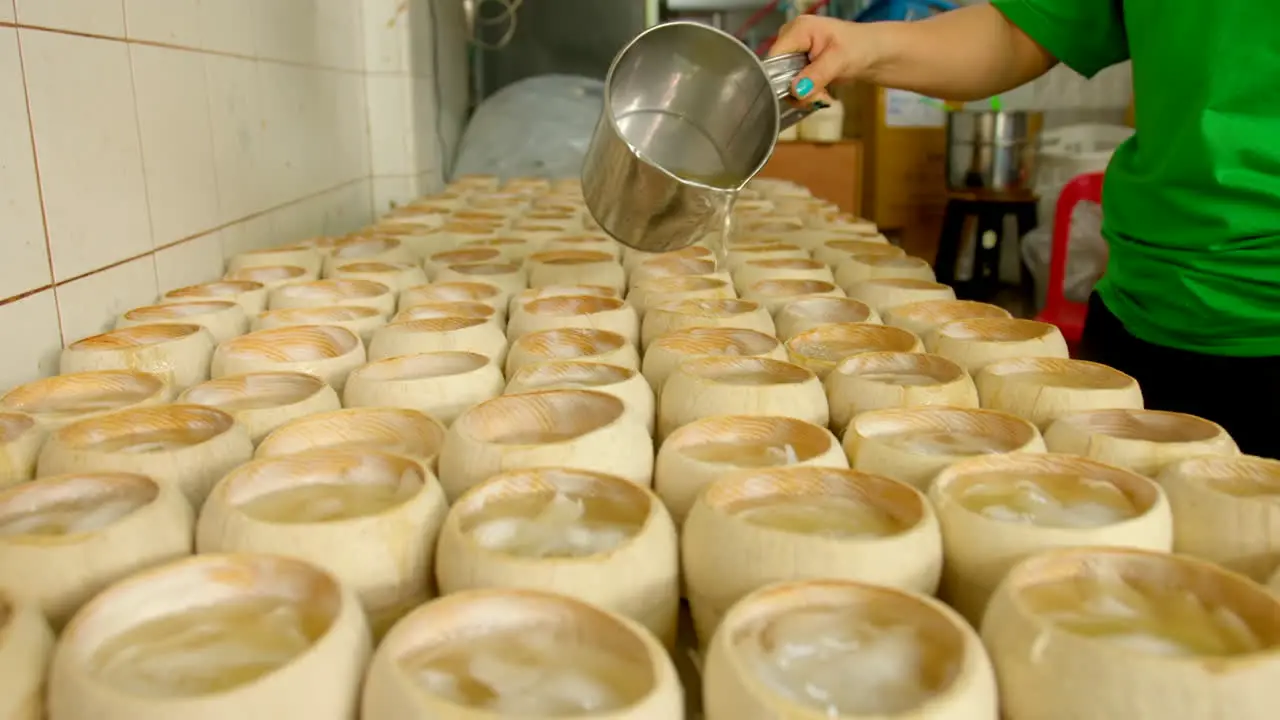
left=769, top=15, right=872, bottom=103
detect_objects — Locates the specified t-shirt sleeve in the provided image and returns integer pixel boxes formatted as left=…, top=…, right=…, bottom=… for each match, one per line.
left=989, top=0, right=1129, bottom=78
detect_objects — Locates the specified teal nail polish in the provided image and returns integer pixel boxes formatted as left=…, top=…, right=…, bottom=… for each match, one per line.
left=795, top=78, right=814, bottom=98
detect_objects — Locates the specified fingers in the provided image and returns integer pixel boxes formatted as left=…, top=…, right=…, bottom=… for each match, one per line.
left=792, top=49, right=846, bottom=102
left=767, top=19, right=810, bottom=57
left=768, top=16, right=849, bottom=101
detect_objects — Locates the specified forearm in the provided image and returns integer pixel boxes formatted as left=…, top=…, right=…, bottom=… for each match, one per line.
left=861, top=5, right=1056, bottom=101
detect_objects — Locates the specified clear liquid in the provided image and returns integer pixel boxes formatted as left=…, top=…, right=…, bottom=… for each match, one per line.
left=879, top=431, right=1017, bottom=456
left=493, top=429, right=583, bottom=445
left=198, top=395, right=294, bottom=412
left=225, top=339, right=343, bottom=363
left=402, top=627, right=649, bottom=715
left=860, top=372, right=944, bottom=387
left=1025, top=569, right=1265, bottom=656
left=957, top=472, right=1140, bottom=528
left=95, top=432, right=203, bottom=454
left=682, top=442, right=799, bottom=467
left=239, top=479, right=419, bottom=524
left=19, top=393, right=151, bottom=418
left=129, top=303, right=225, bottom=320
left=524, top=297, right=619, bottom=317
left=669, top=169, right=736, bottom=272
left=714, top=198, right=734, bottom=272
left=795, top=340, right=879, bottom=362
left=187, top=375, right=319, bottom=412
left=90, top=597, right=329, bottom=697
left=742, top=607, right=944, bottom=716
left=732, top=496, right=905, bottom=538
left=712, top=369, right=787, bottom=386
left=0, top=496, right=147, bottom=536
left=467, top=492, right=640, bottom=558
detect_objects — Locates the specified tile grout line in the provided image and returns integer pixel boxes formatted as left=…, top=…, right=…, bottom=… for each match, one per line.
left=355, top=0, right=378, bottom=224
left=359, top=4, right=380, bottom=218
left=11, top=21, right=64, bottom=347
left=0, top=175, right=371, bottom=309
left=121, top=14, right=163, bottom=299
left=199, top=42, right=228, bottom=263
left=0, top=284, right=54, bottom=309
left=0, top=20, right=367, bottom=75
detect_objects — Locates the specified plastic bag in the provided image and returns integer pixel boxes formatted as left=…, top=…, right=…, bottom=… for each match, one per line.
left=1021, top=198, right=1109, bottom=311
left=452, top=74, right=605, bottom=181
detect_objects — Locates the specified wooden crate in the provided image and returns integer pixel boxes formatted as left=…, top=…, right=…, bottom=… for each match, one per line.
left=840, top=82, right=950, bottom=262
left=757, top=140, right=863, bottom=216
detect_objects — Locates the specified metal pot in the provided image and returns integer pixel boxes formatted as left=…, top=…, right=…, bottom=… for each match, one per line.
left=581, top=21, right=816, bottom=253
left=945, top=110, right=1044, bottom=193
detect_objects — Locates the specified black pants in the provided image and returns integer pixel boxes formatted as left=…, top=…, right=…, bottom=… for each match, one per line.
left=1078, top=293, right=1279, bottom=460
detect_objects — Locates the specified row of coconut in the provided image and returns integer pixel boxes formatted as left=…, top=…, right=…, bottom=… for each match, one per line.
left=1, top=411, right=1278, bottom=719
left=0, top=176, right=1277, bottom=719
left=0, top=409, right=1274, bottom=717
left=0, top=174, right=885, bottom=718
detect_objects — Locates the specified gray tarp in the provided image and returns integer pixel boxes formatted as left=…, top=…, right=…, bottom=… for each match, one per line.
left=452, top=74, right=604, bottom=181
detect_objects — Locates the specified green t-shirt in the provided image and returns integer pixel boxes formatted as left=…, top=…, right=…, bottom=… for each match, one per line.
left=991, top=0, right=1280, bottom=356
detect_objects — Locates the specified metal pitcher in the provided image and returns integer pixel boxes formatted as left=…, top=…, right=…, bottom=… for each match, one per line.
left=581, top=22, right=816, bottom=253
left=945, top=110, right=1045, bottom=193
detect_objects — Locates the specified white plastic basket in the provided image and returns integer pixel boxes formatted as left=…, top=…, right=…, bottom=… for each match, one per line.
left=1022, top=123, right=1132, bottom=312
left=1037, top=123, right=1135, bottom=188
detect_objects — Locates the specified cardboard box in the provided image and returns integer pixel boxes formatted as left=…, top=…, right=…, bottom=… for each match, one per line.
left=839, top=82, right=950, bottom=262
left=758, top=140, right=863, bottom=216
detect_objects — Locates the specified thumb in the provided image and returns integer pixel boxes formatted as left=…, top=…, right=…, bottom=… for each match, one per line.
left=791, top=49, right=845, bottom=102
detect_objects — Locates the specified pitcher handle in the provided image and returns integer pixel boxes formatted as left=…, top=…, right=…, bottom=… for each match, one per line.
left=762, top=52, right=820, bottom=132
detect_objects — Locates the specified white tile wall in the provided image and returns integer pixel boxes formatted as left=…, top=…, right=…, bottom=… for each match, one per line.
left=57, top=255, right=159, bottom=342
left=315, top=0, right=366, bottom=71
left=131, top=44, right=221, bottom=247
left=0, top=0, right=471, bottom=388
left=364, top=0, right=467, bottom=202
left=15, top=0, right=125, bottom=37
left=21, top=29, right=153, bottom=281
left=372, top=176, right=417, bottom=215
left=123, top=0, right=202, bottom=47
left=363, top=0, right=412, bottom=73
left=205, top=54, right=269, bottom=221
left=0, top=27, right=50, bottom=300
left=198, top=0, right=258, bottom=57
left=0, top=291, right=63, bottom=388
left=154, top=231, right=224, bottom=293
left=367, top=74, right=415, bottom=176
left=219, top=214, right=278, bottom=259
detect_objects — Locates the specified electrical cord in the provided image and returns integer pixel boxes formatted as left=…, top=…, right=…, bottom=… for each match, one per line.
left=468, top=0, right=523, bottom=51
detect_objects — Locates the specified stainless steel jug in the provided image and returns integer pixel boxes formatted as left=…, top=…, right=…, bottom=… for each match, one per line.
left=945, top=110, right=1045, bottom=193
left=581, top=22, right=816, bottom=253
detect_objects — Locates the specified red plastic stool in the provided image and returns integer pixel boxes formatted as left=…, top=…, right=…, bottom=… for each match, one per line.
left=1034, top=171, right=1105, bottom=351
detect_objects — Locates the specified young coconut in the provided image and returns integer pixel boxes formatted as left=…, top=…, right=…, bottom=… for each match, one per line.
left=982, top=547, right=1280, bottom=720
left=361, top=588, right=683, bottom=719
left=930, top=452, right=1174, bottom=625
left=684, top=467, right=943, bottom=648
left=435, top=468, right=678, bottom=645
left=703, top=579, right=997, bottom=720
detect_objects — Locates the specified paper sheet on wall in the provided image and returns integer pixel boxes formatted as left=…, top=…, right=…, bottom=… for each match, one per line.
left=884, top=89, right=947, bottom=128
